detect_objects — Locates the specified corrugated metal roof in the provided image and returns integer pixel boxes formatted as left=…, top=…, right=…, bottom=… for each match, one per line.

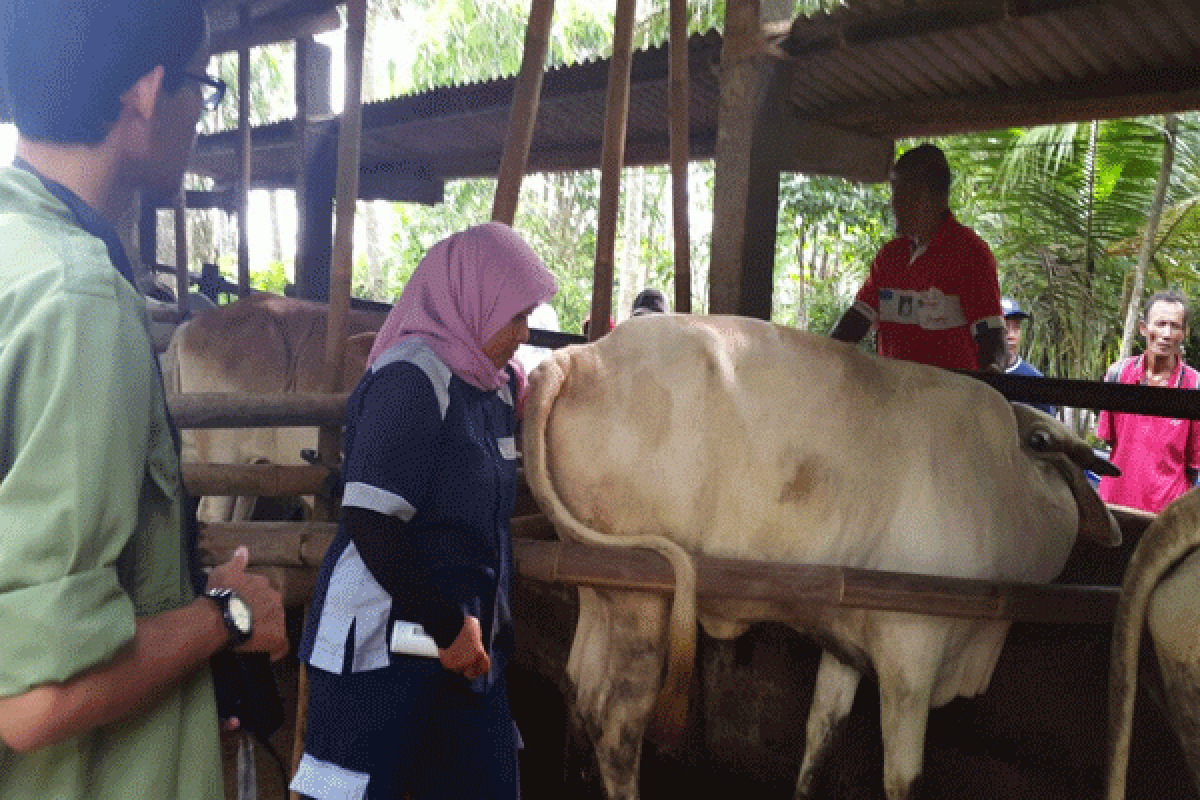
left=770, top=0, right=1200, bottom=137
left=189, top=31, right=724, bottom=200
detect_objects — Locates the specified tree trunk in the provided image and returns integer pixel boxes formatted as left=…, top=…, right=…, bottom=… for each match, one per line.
left=268, top=190, right=283, bottom=264
left=1119, top=114, right=1178, bottom=358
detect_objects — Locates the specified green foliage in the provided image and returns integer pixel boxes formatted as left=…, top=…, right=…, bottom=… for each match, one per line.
left=251, top=261, right=292, bottom=294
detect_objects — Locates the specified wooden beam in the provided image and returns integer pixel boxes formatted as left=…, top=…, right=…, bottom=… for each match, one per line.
left=195, top=519, right=1121, bottom=626
left=590, top=0, right=638, bottom=341
left=800, top=64, right=1200, bottom=139
left=209, top=8, right=341, bottom=54
left=773, top=0, right=1111, bottom=61
left=167, top=392, right=348, bottom=429
left=492, top=0, right=555, bottom=225
left=967, top=371, right=1200, bottom=419
left=181, top=463, right=333, bottom=498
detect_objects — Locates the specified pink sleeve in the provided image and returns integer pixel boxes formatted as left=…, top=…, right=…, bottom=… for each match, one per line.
left=1096, top=409, right=1115, bottom=445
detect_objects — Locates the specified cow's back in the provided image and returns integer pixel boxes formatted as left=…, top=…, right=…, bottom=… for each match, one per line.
left=538, top=314, right=1032, bottom=575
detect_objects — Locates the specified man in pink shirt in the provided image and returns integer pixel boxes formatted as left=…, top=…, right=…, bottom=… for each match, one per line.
left=1096, top=290, right=1200, bottom=513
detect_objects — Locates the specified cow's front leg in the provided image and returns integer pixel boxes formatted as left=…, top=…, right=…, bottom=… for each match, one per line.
left=794, top=651, right=861, bottom=799
left=567, top=588, right=671, bottom=800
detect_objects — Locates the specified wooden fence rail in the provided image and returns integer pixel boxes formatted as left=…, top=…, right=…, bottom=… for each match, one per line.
left=167, top=392, right=348, bottom=429
left=182, top=463, right=332, bottom=498
left=197, top=515, right=1122, bottom=627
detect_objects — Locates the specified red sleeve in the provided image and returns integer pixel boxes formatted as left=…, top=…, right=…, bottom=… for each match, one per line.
left=854, top=252, right=881, bottom=314
left=956, top=233, right=1003, bottom=327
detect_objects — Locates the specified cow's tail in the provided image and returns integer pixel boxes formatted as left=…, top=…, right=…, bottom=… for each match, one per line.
left=523, top=347, right=698, bottom=746
left=1106, top=490, right=1200, bottom=800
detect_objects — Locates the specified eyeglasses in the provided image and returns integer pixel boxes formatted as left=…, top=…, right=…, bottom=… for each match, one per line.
left=180, top=72, right=227, bottom=112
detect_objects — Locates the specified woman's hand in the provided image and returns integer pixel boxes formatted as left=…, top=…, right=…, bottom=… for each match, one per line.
left=438, top=616, right=490, bottom=680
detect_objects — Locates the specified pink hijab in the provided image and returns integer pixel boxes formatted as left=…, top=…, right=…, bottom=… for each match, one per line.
left=368, top=222, right=557, bottom=390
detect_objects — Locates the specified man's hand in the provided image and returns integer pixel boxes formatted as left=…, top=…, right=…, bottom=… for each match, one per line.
left=829, top=307, right=871, bottom=344
left=206, top=546, right=288, bottom=662
left=438, top=616, right=490, bottom=681
left=975, top=326, right=1007, bottom=373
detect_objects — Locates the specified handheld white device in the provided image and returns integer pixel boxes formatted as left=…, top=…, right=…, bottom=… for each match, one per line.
left=389, top=621, right=440, bottom=658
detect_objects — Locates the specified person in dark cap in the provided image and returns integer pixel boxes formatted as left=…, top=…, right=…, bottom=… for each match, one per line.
left=0, top=1, right=285, bottom=796
left=1002, top=297, right=1056, bottom=416
left=631, top=287, right=668, bottom=317
left=830, top=144, right=1005, bottom=373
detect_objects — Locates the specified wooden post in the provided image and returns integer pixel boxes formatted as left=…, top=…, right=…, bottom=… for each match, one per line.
left=589, top=0, right=637, bottom=341
left=137, top=194, right=157, bottom=279
left=492, top=0, right=556, bottom=226
left=709, top=0, right=793, bottom=318
left=237, top=4, right=252, bottom=297
left=321, top=0, right=366, bottom=401
left=294, top=35, right=310, bottom=300
left=668, top=0, right=692, bottom=314
left=173, top=191, right=190, bottom=315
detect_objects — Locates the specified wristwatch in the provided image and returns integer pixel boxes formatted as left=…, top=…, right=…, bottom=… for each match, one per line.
left=206, top=587, right=253, bottom=649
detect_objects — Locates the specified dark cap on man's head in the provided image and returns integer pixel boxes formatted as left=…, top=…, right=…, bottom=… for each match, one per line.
left=1002, top=297, right=1030, bottom=320
left=631, top=288, right=667, bottom=316
left=1, top=0, right=207, bottom=144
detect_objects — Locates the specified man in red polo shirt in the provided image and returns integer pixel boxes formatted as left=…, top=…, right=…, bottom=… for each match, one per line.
left=1096, top=290, right=1200, bottom=513
left=830, top=144, right=1005, bottom=372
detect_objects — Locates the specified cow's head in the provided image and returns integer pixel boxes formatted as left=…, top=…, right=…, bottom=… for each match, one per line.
left=1011, top=403, right=1121, bottom=547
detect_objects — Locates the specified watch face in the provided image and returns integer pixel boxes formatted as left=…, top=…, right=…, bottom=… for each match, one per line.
left=229, top=596, right=253, bottom=634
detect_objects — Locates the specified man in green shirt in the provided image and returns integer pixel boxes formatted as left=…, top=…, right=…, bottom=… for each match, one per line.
left=0, top=1, right=287, bottom=797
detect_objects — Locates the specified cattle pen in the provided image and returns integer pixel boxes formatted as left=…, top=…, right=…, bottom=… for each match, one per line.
left=126, top=0, right=1200, bottom=798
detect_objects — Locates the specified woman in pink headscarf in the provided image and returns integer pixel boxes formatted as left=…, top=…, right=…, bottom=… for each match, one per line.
left=290, top=222, right=556, bottom=800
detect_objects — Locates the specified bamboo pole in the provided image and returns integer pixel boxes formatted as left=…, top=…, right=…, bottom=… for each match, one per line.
left=668, top=0, right=692, bottom=313
left=491, top=0, right=556, bottom=226
left=589, top=0, right=637, bottom=341
left=173, top=191, right=190, bottom=315
left=237, top=3, right=252, bottom=296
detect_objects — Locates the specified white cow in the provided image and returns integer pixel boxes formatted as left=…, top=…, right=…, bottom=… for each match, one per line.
left=1108, top=488, right=1200, bottom=800
left=523, top=314, right=1121, bottom=800
left=164, top=293, right=383, bottom=522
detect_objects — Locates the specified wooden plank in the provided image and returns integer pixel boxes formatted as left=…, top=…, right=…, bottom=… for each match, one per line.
left=182, top=463, right=332, bottom=498
left=167, top=392, right=348, bottom=428
left=492, top=0, right=555, bottom=225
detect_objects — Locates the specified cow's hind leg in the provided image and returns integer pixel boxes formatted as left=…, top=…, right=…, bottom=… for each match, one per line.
left=874, top=621, right=947, bottom=800
left=794, top=651, right=862, bottom=799
left=567, top=588, right=671, bottom=800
